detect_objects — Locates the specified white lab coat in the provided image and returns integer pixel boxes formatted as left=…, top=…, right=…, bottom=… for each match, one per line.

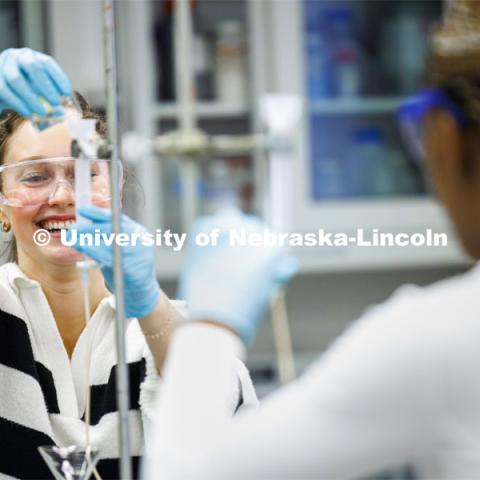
left=146, top=264, right=480, bottom=480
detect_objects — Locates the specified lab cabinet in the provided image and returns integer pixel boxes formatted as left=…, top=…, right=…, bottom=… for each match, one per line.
left=150, top=0, right=254, bottom=232
left=0, top=1, right=47, bottom=53
left=116, top=0, right=257, bottom=273
left=302, top=0, right=437, bottom=201
left=117, top=0, right=468, bottom=279
left=0, top=2, right=21, bottom=52
left=251, top=0, right=468, bottom=273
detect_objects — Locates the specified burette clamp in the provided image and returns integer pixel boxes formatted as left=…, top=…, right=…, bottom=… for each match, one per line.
left=71, top=137, right=112, bottom=160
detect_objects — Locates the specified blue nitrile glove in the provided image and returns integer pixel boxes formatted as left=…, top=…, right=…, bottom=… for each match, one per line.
left=0, top=48, right=72, bottom=116
left=66, top=205, right=161, bottom=319
left=178, top=208, right=297, bottom=346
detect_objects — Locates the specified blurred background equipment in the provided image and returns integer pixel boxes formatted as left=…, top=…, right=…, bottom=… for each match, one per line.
left=3, top=1, right=474, bottom=478
left=17, top=0, right=469, bottom=381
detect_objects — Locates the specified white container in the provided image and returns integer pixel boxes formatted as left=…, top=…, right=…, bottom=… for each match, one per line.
left=214, top=21, right=248, bottom=107
left=380, top=11, right=426, bottom=93
left=348, top=128, right=394, bottom=197
left=194, top=33, right=214, bottom=100
left=202, top=159, right=241, bottom=214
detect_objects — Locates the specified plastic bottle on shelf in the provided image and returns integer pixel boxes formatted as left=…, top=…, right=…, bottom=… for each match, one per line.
left=214, top=21, right=248, bottom=107
left=348, top=128, right=394, bottom=197
left=0, top=6, right=17, bottom=52
left=313, top=156, right=345, bottom=199
left=202, top=157, right=251, bottom=214
left=305, top=30, right=330, bottom=100
left=304, top=0, right=330, bottom=99
left=194, top=31, right=214, bottom=100
left=389, top=149, right=421, bottom=195
left=380, top=8, right=426, bottom=94
left=335, top=48, right=361, bottom=98
left=325, top=7, right=362, bottom=98
left=347, top=130, right=369, bottom=196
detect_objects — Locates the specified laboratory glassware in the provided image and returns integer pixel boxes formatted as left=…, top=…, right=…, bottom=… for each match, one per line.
left=38, top=445, right=100, bottom=480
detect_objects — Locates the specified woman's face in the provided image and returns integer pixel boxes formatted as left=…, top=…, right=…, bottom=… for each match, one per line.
left=1, top=120, right=83, bottom=265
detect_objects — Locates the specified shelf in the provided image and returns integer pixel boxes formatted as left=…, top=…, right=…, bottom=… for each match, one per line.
left=155, top=236, right=469, bottom=281
left=294, top=197, right=453, bottom=232
left=151, top=102, right=250, bottom=120
left=310, top=96, right=404, bottom=116
left=154, top=198, right=470, bottom=281
left=295, top=234, right=469, bottom=274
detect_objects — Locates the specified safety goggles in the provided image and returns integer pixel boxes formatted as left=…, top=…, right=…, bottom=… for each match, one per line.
left=0, top=157, right=122, bottom=207
left=396, top=87, right=467, bottom=164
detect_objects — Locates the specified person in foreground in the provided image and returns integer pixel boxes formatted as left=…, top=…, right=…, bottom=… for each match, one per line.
left=0, top=47, right=257, bottom=479
left=146, top=2, right=480, bottom=479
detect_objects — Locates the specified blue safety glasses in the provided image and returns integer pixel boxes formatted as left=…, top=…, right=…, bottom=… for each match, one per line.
left=397, top=87, right=467, bottom=164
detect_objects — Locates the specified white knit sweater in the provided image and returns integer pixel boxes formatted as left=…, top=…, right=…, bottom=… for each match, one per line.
left=0, top=262, right=257, bottom=479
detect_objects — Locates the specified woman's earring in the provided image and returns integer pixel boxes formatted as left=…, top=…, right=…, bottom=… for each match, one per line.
left=1, top=221, right=11, bottom=232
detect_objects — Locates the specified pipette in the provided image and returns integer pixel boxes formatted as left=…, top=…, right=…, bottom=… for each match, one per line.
left=68, top=107, right=104, bottom=480
left=33, top=97, right=103, bottom=479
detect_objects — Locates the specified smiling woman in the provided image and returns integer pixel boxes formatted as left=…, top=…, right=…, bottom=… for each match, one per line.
left=0, top=47, right=258, bottom=480
left=0, top=92, right=105, bottom=262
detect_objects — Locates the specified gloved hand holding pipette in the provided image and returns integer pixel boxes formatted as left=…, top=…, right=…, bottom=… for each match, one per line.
left=178, top=208, right=297, bottom=346
left=66, top=205, right=161, bottom=319
left=0, top=47, right=72, bottom=117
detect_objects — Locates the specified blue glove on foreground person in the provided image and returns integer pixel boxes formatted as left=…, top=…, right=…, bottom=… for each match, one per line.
left=67, top=205, right=161, bottom=319
left=0, top=48, right=72, bottom=116
left=178, top=208, right=297, bottom=346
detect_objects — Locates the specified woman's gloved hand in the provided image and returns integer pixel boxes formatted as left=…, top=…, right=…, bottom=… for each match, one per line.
left=178, top=208, right=297, bottom=346
left=67, top=205, right=161, bottom=319
left=0, top=48, right=72, bottom=116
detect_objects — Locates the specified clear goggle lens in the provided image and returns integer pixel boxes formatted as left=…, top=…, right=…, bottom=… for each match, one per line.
left=0, top=157, right=121, bottom=207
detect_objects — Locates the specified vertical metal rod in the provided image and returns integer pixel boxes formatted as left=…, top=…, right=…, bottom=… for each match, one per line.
left=180, top=160, right=198, bottom=230
left=268, top=150, right=293, bottom=233
left=267, top=148, right=296, bottom=386
left=102, top=1, right=132, bottom=479
left=261, top=96, right=301, bottom=386
left=271, top=290, right=296, bottom=384
left=174, top=0, right=199, bottom=229
left=175, top=0, right=195, bottom=132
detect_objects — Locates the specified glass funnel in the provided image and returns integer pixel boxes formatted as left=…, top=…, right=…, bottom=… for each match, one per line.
left=38, top=445, right=99, bottom=480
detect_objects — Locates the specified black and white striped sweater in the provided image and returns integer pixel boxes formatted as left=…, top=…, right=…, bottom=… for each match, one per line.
left=0, top=262, right=256, bottom=479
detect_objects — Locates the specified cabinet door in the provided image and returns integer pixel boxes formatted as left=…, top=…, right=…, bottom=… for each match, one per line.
left=303, top=0, right=442, bottom=204
left=257, top=0, right=466, bottom=270
left=0, top=1, right=46, bottom=53
left=118, top=0, right=255, bottom=235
